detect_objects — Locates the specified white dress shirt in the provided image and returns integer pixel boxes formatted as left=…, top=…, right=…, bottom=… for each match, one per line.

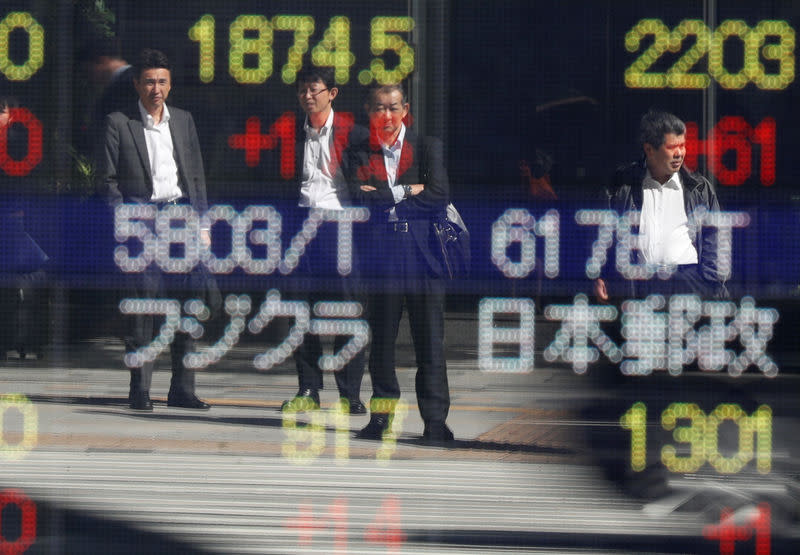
left=638, top=169, right=698, bottom=266
left=138, top=101, right=182, bottom=202
left=381, top=123, right=407, bottom=222
left=299, top=110, right=349, bottom=209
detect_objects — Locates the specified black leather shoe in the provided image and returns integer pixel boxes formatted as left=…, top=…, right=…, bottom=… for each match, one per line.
left=167, top=393, right=211, bottom=410
left=339, top=397, right=367, bottom=415
left=422, top=422, right=454, bottom=444
left=281, top=389, right=320, bottom=412
left=355, top=414, right=391, bottom=440
left=129, top=393, right=153, bottom=411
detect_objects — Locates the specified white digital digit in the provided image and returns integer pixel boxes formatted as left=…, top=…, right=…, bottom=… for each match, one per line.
left=249, top=290, right=311, bottom=370
left=478, top=297, right=535, bottom=373
left=119, top=299, right=181, bottom=368
left=155, top=205, right=201, bottom=273
left=114, top=204, right=157, bottom=273
left=576, top=209, right=617, bottom=279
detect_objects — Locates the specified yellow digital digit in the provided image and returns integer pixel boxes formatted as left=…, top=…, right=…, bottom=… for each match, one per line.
left=0, top=12, right=45, bottom=81
left=229, top=14, right=273, bottom=84
left=0, top=393, right=38, bottom=460
left=620, top=402, right=647, bottom=472
left=748, top=20, right=795, bottom=90
left=752, top=405, right=773, bottom=474
left=188, top=14, right=215, bottom=83
left=624, top=19, right=671, bottom=89
left=373, top=398, right=408, bottom=464
left=311, top=16, right=354, bottom=84
left=361, top=16, right=415, bottom=85
left=273, top=15, right=315, bottom=84
left=661, top=403, right=706, bottom=473
left=331, top=399, right=350, bottom=464
left=708, top=20, right=751, bottom=90
left=667, top=20, right=711, bottom=89
left=705, top=404, right=753, bottom=474
left=282, top=407, right=326, bottom=464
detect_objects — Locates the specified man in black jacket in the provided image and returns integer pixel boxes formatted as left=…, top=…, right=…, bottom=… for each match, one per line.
left=590, top=110, right=729, bottom=499
left=595, top=110, right=727, bottom=302
left=350, top=84, right=453, bottom=444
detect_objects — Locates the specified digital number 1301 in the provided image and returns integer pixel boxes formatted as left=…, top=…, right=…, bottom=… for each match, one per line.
left=620, top=402, right=772, bottom=474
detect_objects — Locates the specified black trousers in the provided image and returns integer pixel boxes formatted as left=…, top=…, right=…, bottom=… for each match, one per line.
left=633, top=264, right=720, bottom=299
left=292, top=220, right=366, bottom=400
left=366, top=228, right=449, bottom=425
left=124, top=265, right=202, bottom=397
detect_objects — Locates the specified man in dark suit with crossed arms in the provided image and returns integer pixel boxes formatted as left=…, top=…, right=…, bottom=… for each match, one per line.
left=98, top=48, right=211, bottom=411
left=352, top=83, right=453, bottom=443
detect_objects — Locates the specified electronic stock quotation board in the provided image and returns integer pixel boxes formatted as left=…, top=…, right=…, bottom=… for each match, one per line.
left=0, top=1, right=799, bottom=553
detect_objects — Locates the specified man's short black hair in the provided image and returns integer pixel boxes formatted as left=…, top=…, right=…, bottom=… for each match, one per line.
left=366, top=83, right=408, bottom=108
left=133, top=48, right=170, bottom=79
left=0, top=95, right=19, bottom=112
left=639, top=110, right=686, bottom=149
left=296, top=67, right=336, bottom=90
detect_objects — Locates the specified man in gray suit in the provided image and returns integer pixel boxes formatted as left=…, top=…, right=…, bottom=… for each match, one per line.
left=98, top=48, right=211, bottom=411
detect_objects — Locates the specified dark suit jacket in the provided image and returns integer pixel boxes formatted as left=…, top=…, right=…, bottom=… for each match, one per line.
left=349, top=128, right=449, bottom=277
left=97, top=103, right=208, bottom=212
left=293, top=111, right=366, bottom=203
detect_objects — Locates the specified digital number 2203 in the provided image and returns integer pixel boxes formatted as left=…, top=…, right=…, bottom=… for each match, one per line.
left=624, top=19, right=795, bottom=90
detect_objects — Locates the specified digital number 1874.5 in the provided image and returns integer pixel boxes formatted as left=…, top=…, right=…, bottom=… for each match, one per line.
left=189, top=14, right=414, bottom=85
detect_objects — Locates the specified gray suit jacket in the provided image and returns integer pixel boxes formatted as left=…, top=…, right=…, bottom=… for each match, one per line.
left=98, top=103, right=208, bottom=212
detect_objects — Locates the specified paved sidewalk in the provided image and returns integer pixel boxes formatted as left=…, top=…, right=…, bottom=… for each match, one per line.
left=0, top=312, right=591, bottom=463
left=1, top=313, right=799, bottom=554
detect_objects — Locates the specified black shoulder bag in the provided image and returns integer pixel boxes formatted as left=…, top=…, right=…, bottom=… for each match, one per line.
left=432, top=203, right=471, bottom=279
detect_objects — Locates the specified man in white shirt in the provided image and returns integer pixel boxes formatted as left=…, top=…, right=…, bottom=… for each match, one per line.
left=595, top=110, right=726, bottom=302
left=591, top=110, right=727, bottom=500
left=98, top=49, right=212, bottom=411
left=280, top=68, right=368, bottom=415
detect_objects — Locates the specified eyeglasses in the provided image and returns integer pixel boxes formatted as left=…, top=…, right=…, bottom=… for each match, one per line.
left=297, top=87, right=329, bottom=98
